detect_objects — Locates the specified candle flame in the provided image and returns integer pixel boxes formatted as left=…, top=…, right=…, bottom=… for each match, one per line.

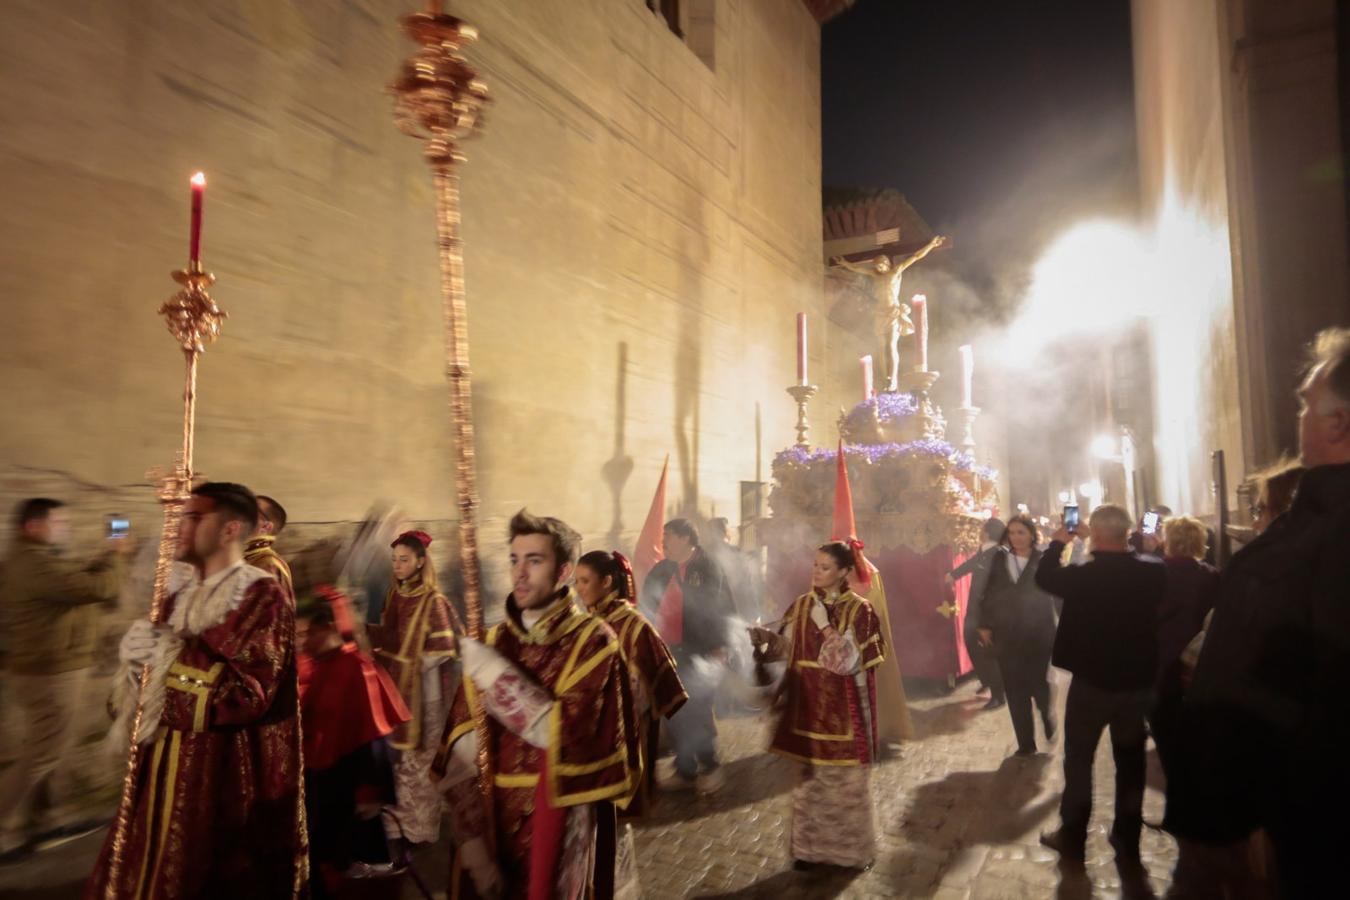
left=911, top=293, right=927, bottom=304
left=190, top=172, right=206, bottom=187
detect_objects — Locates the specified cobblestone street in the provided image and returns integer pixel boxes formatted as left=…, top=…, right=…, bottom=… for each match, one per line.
left=0, top=673, right=1176, bottom=899
left=631, top=672, right=1175, bottom=898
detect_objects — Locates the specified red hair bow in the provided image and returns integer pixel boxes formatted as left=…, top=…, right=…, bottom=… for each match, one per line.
left=392, top=530, right=433, bottom=549
left=611, top=551, right=637, bottom=605
left=846, top=537, right=873, bottom=590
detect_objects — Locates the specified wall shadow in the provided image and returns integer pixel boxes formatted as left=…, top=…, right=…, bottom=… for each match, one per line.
left=601, top=341, right=634, bottom=547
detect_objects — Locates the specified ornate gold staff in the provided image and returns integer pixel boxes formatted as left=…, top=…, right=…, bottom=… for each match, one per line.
left=104, top=249, right=225, bottom=895
left=390, top=0, right=493, bottom=807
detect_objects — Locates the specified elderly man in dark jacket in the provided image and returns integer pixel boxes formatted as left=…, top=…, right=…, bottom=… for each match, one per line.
left=1179, top=327, right=1350, bottom=898
left=1034, top=504, right=1165, bottom=865
left=641, top=517, right=733, bottom=794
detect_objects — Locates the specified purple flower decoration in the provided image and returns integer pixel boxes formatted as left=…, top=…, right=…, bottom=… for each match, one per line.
left=841, top=392, right=921, bottom=435
left=773, top=438, right=999, bottom=480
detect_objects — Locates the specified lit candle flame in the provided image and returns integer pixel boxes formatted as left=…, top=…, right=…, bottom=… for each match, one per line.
left=190, top=172, right=206, bottom=187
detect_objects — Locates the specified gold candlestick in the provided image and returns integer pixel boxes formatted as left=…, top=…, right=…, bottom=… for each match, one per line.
left=104, top=260, right=225, bottom=896
left=954, top=405, right=980, bottom=455
left=786, top=383, right=818, bottom=448
left=391, top=0, right=495, bottom=827
left=896, top=369, right=946, bottom=442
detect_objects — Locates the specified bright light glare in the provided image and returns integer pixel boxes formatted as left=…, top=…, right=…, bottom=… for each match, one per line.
left=1091, top=434, right=1117, bottom=459
left=1002, top=220, right=1153, bottom=356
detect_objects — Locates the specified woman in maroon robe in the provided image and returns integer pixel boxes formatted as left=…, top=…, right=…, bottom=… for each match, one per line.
left=368, top=530, right=463, bottom=847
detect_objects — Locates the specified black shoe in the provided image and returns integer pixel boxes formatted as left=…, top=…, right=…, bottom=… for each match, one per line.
left=982, top=697, right=1006, bottom=711
left=1013, top=747, right=1037, bottom=757
left=1040, top=829, right=1085, bottom=863
left=1108, top=831, right=1141, bottom=862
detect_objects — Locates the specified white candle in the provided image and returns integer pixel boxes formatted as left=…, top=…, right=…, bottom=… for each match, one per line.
left=796, top=312, right=807, bottom=385
left=958, top=344, right=974, bottom=407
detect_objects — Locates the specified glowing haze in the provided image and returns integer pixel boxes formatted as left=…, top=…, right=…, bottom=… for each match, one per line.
left=993, top=184, right=1233, bottom=513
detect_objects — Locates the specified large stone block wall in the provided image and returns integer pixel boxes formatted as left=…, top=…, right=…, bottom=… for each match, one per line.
left=0, top=0, right=836, bottom=595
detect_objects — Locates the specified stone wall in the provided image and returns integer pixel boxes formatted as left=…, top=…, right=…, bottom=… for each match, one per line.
left=0, top=0, right=834, bottom=596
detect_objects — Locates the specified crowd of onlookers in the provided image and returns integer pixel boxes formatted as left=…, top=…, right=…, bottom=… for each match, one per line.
left=948, top=325, right=1350, bottom=898
left=1, top=326, right=1346, bottom=897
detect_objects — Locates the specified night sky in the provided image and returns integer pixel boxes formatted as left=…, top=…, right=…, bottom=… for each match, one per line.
left=822, top=0, right=1138, bottom=316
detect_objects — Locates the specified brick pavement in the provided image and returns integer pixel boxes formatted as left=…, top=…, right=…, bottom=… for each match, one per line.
left=0, top=673, right=1176, bottom=899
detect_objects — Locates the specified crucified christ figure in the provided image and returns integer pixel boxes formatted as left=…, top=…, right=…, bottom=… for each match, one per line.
left=831, top=234, right=948, bottom=392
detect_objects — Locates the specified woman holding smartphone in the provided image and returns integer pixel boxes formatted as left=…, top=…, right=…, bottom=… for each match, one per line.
left=978, top=515, right=1060, bottom=756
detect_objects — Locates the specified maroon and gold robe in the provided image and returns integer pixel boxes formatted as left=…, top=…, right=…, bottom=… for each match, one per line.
left=592, top=591, right=686, bottom=818
left=769, top=588, right=884, bottom=868
left=244, top=535, right=294, bottom=607
left=441, top=590, right=640, bottom=900
left=769, top=589, right=884, bottom=766
left=371, top=573, right=462, bottom=751
left=86, top=568, right=305, bottom=899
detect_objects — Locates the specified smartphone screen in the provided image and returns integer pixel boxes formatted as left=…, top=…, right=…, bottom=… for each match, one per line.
left=1142, top=511, right=1160, bottom=535
left=1063, top=505, right=1080, bottom=531
left=108, top=516, right=130, bottom=539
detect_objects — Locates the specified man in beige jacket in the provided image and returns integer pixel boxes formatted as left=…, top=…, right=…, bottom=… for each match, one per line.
left=0, top=498, right=129, bottom=860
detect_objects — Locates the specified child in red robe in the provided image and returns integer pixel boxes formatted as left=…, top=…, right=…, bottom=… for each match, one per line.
left=298, top=586, right=410, bottom=897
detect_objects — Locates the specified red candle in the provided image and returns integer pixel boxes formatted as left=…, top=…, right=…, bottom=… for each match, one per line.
left=861, top=355, right=873, bottom=400
left=796, top=312, right=807, bottom=385
left=911, top=294, right=928, bottom=372
left=189, top=171, right=205, bottom=264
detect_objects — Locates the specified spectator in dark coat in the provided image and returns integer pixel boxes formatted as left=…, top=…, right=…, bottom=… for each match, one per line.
left=1147, top=516, right=1219, bottom=788
left=1179, top=328, right=1350, bottom=898
left=947, top=517, right=1005, bottom=709
left=1035, top=504, right=1165, bottom=865
left=977, top=516, right=1058, bottom=756
left=641, top=518, right=733, bottom=794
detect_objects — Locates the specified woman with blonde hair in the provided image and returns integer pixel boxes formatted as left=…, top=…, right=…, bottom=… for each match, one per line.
left=1150, top=516, right=1220, bottom=787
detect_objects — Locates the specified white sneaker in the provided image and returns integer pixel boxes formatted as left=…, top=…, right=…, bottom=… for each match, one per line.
left=657, top=771, right=696, bottom=792
left=695, top=768, right=725, bottom=795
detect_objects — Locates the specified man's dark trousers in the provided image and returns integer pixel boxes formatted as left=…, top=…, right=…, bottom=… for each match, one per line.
left=1060, top=677, right=1150, bottom=855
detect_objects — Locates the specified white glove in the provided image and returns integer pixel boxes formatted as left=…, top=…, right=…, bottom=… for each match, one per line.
left=459, top=637, right=509, bottom=688
left=119, top=619, right=165, bottom=668
left=809, top=602, right=831, bottom=632
left=459, top=836, right=502, bottom=899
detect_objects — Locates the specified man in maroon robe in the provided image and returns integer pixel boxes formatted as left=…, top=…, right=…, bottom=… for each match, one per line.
left=86, top=482, right=306, bottom=899
left=434, top=509, right=640, bottom=900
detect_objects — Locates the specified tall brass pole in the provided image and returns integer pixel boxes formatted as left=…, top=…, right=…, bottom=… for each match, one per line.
left=391, top=0, right=493, bottom=809
left=104, top=261, right=225, bottom=896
